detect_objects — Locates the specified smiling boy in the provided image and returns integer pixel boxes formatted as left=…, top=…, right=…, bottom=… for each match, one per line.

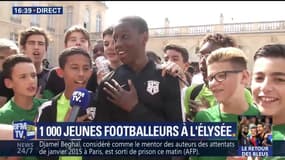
left=251, top=44, right=285, bottom=160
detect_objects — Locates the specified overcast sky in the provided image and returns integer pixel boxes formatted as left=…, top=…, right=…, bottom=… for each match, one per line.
left=105, top=1, right=285, bottom=28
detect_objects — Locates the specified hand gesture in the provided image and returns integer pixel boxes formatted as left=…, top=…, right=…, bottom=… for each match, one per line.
left=186, top=98, right=210, bottom=121
left=160, top=61, right=189, bottom=87
left=104, top=79, right=138, bottom=112
left=97, top=70, right=109, bottom=85
left=161, top=61, right=183, bottom=77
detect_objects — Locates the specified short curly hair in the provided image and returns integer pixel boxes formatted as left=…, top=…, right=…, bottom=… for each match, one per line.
left=201, top=33, right=237, bottom=48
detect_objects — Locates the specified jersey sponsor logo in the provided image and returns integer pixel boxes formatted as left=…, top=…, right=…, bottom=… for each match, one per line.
left=146, top=80, right=160, bottom=95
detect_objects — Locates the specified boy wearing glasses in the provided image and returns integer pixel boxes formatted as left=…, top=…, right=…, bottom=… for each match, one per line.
left=195, top=47, right=259, bottom=122
left=192, top=47, right=259, bottom=160
left=183, top=33, right=253, bottom=121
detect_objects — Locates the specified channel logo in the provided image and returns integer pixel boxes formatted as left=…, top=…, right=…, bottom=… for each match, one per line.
left=13, top=121, right=35, bottom=140
left=12, top=6, right=63, bottom=15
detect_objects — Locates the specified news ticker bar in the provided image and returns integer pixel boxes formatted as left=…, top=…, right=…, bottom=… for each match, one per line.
left=9, top=121, right=283, bottom=157
left=0, top=140, right=239, bottom=156
left=12, top=6, right=63, bottom=14
left=0, top=140, right=281, bottom=157
left=14, top=122, right=237, bottom=140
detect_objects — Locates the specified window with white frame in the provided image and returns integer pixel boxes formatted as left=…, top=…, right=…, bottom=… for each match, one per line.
left=96, top=14, right=102, bottom=32
left=47, top=15, right=55, bottom=32
left=10, top=32, right=18, bottom=45
left=83, top=8, right=90, bottom=31
left=66, top=6, right=73, bottom=29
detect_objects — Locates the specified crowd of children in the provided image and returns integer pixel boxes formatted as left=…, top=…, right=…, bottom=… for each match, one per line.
left=0, top=16, right=284, bottom=160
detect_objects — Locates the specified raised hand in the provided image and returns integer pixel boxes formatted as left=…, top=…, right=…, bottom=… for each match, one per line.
left=96, top=70, right=109, bottom=85
left=103, top=79, right=138, bottom=112
left=160, top=61, right=189, bottom=87
left=161, top=61, right=183, bottom=77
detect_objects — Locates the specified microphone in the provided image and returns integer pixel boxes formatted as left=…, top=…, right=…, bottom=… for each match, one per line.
left=69, top=88, right=91, bottom=122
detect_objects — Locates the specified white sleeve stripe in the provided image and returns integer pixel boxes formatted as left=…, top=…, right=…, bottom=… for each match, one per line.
left=36, top=101, right=52, bottom=122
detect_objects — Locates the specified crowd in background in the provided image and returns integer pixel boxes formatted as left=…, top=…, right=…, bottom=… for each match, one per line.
left=0, top=15, right=284, bottom=160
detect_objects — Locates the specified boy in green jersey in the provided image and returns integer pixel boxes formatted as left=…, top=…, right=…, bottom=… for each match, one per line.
left=0, top=55, right=46, bottom=124
left=251, top=44, right=285, bottom=160
left=193, top=47, right=259, bottom=160
left=183, top=33, right=253, bottom=121
left=0, top=54, right=47, bottom=160
left=195, top=47, right=259, bottom=123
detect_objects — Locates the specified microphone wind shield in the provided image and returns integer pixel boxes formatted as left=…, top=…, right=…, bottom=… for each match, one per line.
left=70, top=88, right=91, bottom=109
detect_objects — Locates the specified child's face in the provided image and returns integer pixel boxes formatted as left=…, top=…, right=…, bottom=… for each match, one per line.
left=5, top=62, right=37, bottom=97
left=113, top=21, right=148, bottom=65
left=22, top=34, right=46, bottom=64
left=60, top=54, right=92, bottom=92
left=93, top=42, right=104, bottom=61
left=164, top=49, right=186, bottom=70
left=207, top=61, right=247, bottom=103
left=0, top=49, right=16, bottom=71
left=103, top=34, right=120, bottom=63
left=65, top=31, right=90, bottom=52
left=251, top=57, right=285, bottom=116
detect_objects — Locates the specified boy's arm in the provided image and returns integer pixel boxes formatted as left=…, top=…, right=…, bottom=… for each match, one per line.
left=0, top=124, right=13, bottom=140
left=0, top=124, right=24, bottom=160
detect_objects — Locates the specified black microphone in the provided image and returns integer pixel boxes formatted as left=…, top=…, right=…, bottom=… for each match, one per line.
left=68, top=88, right=91, bottom=122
